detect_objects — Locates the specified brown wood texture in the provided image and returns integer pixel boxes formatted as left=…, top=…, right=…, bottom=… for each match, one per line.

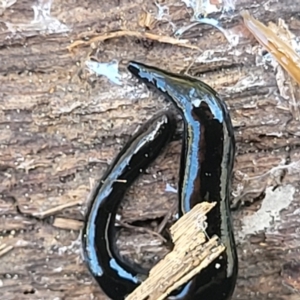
left=1, top=1, right=300, bottom=299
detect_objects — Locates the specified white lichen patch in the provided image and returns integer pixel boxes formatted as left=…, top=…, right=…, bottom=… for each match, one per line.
left=85, top=59, right=123, bottom=86
left=4, top=0, right=70, bottom=37
left=181, top=0, right=221, bottom=17
left=0, top=0, right=16, bottom=15
left=238, top=184, right=295, bottom=240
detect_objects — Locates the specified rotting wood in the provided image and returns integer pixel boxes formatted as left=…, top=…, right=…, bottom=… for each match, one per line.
left=126, top=202, right=225, bottom=300
left=1, top=1, right=300, bottom=299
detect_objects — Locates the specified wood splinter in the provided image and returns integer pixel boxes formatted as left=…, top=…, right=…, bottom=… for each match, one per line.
left=126, top=202, right=225, bottom=300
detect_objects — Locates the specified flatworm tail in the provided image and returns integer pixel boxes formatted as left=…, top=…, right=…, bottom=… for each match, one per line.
left=82, top=112, right=177, bottom=300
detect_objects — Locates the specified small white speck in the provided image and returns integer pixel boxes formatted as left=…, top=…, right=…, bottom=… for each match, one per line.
left=192, top=99, right=201, bottom=107
left=165, top=183, right=177, bottom=193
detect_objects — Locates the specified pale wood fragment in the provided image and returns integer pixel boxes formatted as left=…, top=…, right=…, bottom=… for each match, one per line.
left=0, top=243, right=14, bottom=258
left=126, top=202, right=225, bottom=300
left=52, top=217, right=83, bottom=231
left=21, top=199, right=83, bottom=219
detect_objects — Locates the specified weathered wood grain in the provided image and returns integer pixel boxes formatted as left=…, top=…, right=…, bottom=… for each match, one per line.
left=1, top=0, right=300, bottom=299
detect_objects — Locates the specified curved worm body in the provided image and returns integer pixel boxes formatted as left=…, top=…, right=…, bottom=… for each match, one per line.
left=82, top=62, right=238, bottom=300
left=82, top=112, right=177, bottom=300
left=128, top=61, right=238, bottom=300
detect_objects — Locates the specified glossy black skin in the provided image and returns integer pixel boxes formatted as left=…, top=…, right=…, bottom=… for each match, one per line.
left=128, top=61, right=238, bottom=300
left=82, top=112, right=177, bottom=300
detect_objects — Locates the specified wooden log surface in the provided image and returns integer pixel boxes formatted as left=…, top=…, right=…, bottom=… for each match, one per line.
left=1, top=0, right=300, bottom=299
